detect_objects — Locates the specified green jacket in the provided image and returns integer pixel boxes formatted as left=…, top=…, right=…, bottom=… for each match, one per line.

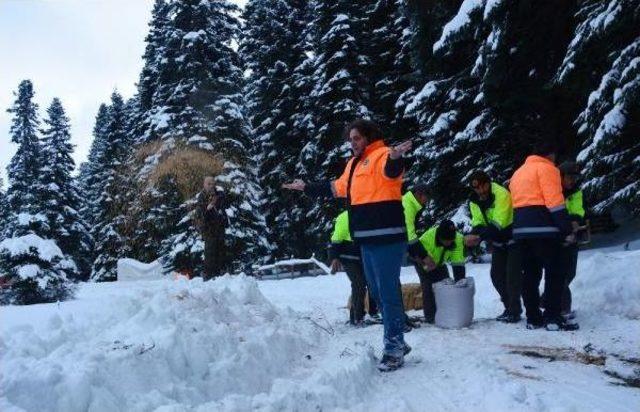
left=565, top=189, right=585, bottom=222
left=328, top=211, right=359, bottom=262
left=403, top=191, right=423, bottom=242
left=418, top=227, right=465, bottom=267
left=402, top=191, right=429, bottom=259
left=469, top=182, right=513, bottom=245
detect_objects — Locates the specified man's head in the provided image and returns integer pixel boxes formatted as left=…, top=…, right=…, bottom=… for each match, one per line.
left=559, top=161, right=579, bottom=191
left=344, top=119, right=384, bottom=158
left=436, top=219, right=457, bottom=248
left=203, top=175, right=215, bottom=192
left=468, top=170, right=491, bottom=201
left=412, top=184, right=430, bottom=206
left=533, top=140, right=558, bottom=164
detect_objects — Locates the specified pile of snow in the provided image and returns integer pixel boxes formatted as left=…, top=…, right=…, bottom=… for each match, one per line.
left=573, top=249, right=640, bottom=319
left=117, top=258, right=164, bottom=282
left=0, top=276, right=375, bottom=411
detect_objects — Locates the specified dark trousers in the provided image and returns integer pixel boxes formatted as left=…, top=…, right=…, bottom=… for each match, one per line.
left=492, top=245, right=523, bottom=315
left=415, top=264, right=451, bottom=321
left=560, top=244, right=579, bottom=313
left=512, top=239, right=564, bottom=322
left=203, top=235, right=225, bottom=281
left=343, top=260, right=378, bottom=323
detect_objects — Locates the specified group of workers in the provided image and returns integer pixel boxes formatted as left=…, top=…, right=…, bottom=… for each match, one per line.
left=283, top=119, right=584, bottom=372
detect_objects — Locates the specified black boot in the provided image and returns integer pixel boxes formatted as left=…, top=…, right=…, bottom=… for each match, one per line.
left=545, top=316, right=579, bottom=331
left=378, top=354, right=404, bottom=372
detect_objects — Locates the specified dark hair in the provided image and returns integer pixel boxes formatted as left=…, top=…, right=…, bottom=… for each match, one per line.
left=343, top=119, right=384, bottom=143
left=436, top=219, right=457, bottom=242
left=468, top=170, right=490, bottom=188
left=412, top=183, right=430, bottom=197
left=558, top=161, right=579, bottom=177
left=532, top=139, right=558, bottom=157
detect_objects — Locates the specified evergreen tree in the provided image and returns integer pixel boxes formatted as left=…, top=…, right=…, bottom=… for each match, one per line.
left=149, top=0, right=242, bottom=146
left=78, top=103, right=111, bottom=228
left=0, top=233, right=76, bottom=305
left=119, top=0, right=272, bottom=272
left=130, top=174, right=182, bottom=264
left=555, top=0, right=640, bottom=214
left=365, top=0, right=414, bottom=141
left=0, top=177, right=8, bottom=238
left=1, top=80, right=75, bottom=304
left=296, top=0, right=373, bottom=245
left=404, top=0, right=575, bottom=216
left=131, top=0, right=170, bottom=144
left=90, top=92, right=131, bottom=281
left=40, top=98, right=93, bottom=280
left=5, top=80, right=44, bottom=215
left=241, top=0, right=314, bottom=258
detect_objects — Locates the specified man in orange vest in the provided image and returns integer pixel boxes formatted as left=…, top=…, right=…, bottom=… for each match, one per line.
left=509, top=141, right=579, bottom=331
left=283, top=119, right=412, bottom=371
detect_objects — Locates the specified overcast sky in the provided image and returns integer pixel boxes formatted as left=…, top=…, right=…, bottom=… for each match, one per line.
left=0, top=0, right=246, bottom=185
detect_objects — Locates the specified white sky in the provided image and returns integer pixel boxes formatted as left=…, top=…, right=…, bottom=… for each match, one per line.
left=0, top=0, right=246, bottom=185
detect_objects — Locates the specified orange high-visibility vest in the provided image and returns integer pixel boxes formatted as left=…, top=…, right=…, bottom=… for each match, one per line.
left=331, top=140, right=406, bottom=244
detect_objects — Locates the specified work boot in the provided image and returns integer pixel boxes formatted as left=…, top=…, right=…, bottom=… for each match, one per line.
left=526, top=318, right=544, bottom=330
left=402, top=343, right=412, bottom=356
left=378, top=354, right=404, bottom=372
left=545, top=316, right=579, bottom=331
left=496, top=309, right=509, bottom=322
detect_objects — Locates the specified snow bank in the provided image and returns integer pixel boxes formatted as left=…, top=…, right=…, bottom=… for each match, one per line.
left=117, top=258, right=164, bottom=281
left=0, top=276, right=375, bottom=411
left=574, top=250, right=640, bottom=319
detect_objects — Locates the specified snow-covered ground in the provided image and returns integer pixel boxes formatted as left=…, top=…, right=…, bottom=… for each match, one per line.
left=1, top=246, right=639, bottom=411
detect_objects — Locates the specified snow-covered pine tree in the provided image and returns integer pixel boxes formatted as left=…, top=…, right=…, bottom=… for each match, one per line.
left=0, top=177, right=8, bottom=238
left=90, top=92, right=132, bottom=281
left=78, top=103, right=110, bottom=229
left=130, top=0, right=272, bottom=273
left=0, top=80, right=75, bottom=304
left=365, top=0, right=414, bottom=142
left=241, top=0, right=315, bottom=258
left=5, top=80, right=44, bottom=215
left=131, top=174, right=182, bottom=265
left=404, top=0, right=575, bottom=217
left=297, top=0, right=373, bottom=246
left=130, top=0, right=170, bottom=145
left=0, top=233, right=76, bottom=305
left=555, top=0, right=640, bottom=215
left=40, top=98, right=93, bottom=280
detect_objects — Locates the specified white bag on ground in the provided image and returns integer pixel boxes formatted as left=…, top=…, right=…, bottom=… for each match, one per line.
left=433, top=277, right=475, bottom=328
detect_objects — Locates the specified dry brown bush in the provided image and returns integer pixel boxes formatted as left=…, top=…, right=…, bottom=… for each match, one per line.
left=146, top=146, right=225, bottom=199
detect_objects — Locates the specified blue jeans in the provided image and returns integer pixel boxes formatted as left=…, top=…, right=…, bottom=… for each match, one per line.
left=360, top=241, right=406, bottom=357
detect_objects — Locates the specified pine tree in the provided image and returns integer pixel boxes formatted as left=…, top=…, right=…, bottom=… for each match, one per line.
left=0, top=177, right=8, bottom=238
left=130, top=174, right=182, bottom=264
left=79, top=103, right=110, bottom=228
left=0, top=233, right=76, bottom=305
left=5, top=80, right=44, bottom=215
left=40, top=98, right=93, bottom=280
left=555, top=0, right=640, bottom=215
left=123, top=0, right=272, bottom=273
left=241, top=0, right=314, bottom=258
left=90, top=92, right=131, bottom=281
left=404, top=0, right=575, bottom=217
left=131, top=0, right=170, bottom=144
left=0, top=80, right=75, bottom=304
left=365, top=0, right=414, bottom=141
left=149, top=0, right=242, bottom=146
left=296, top=0, right=374, bottom=246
